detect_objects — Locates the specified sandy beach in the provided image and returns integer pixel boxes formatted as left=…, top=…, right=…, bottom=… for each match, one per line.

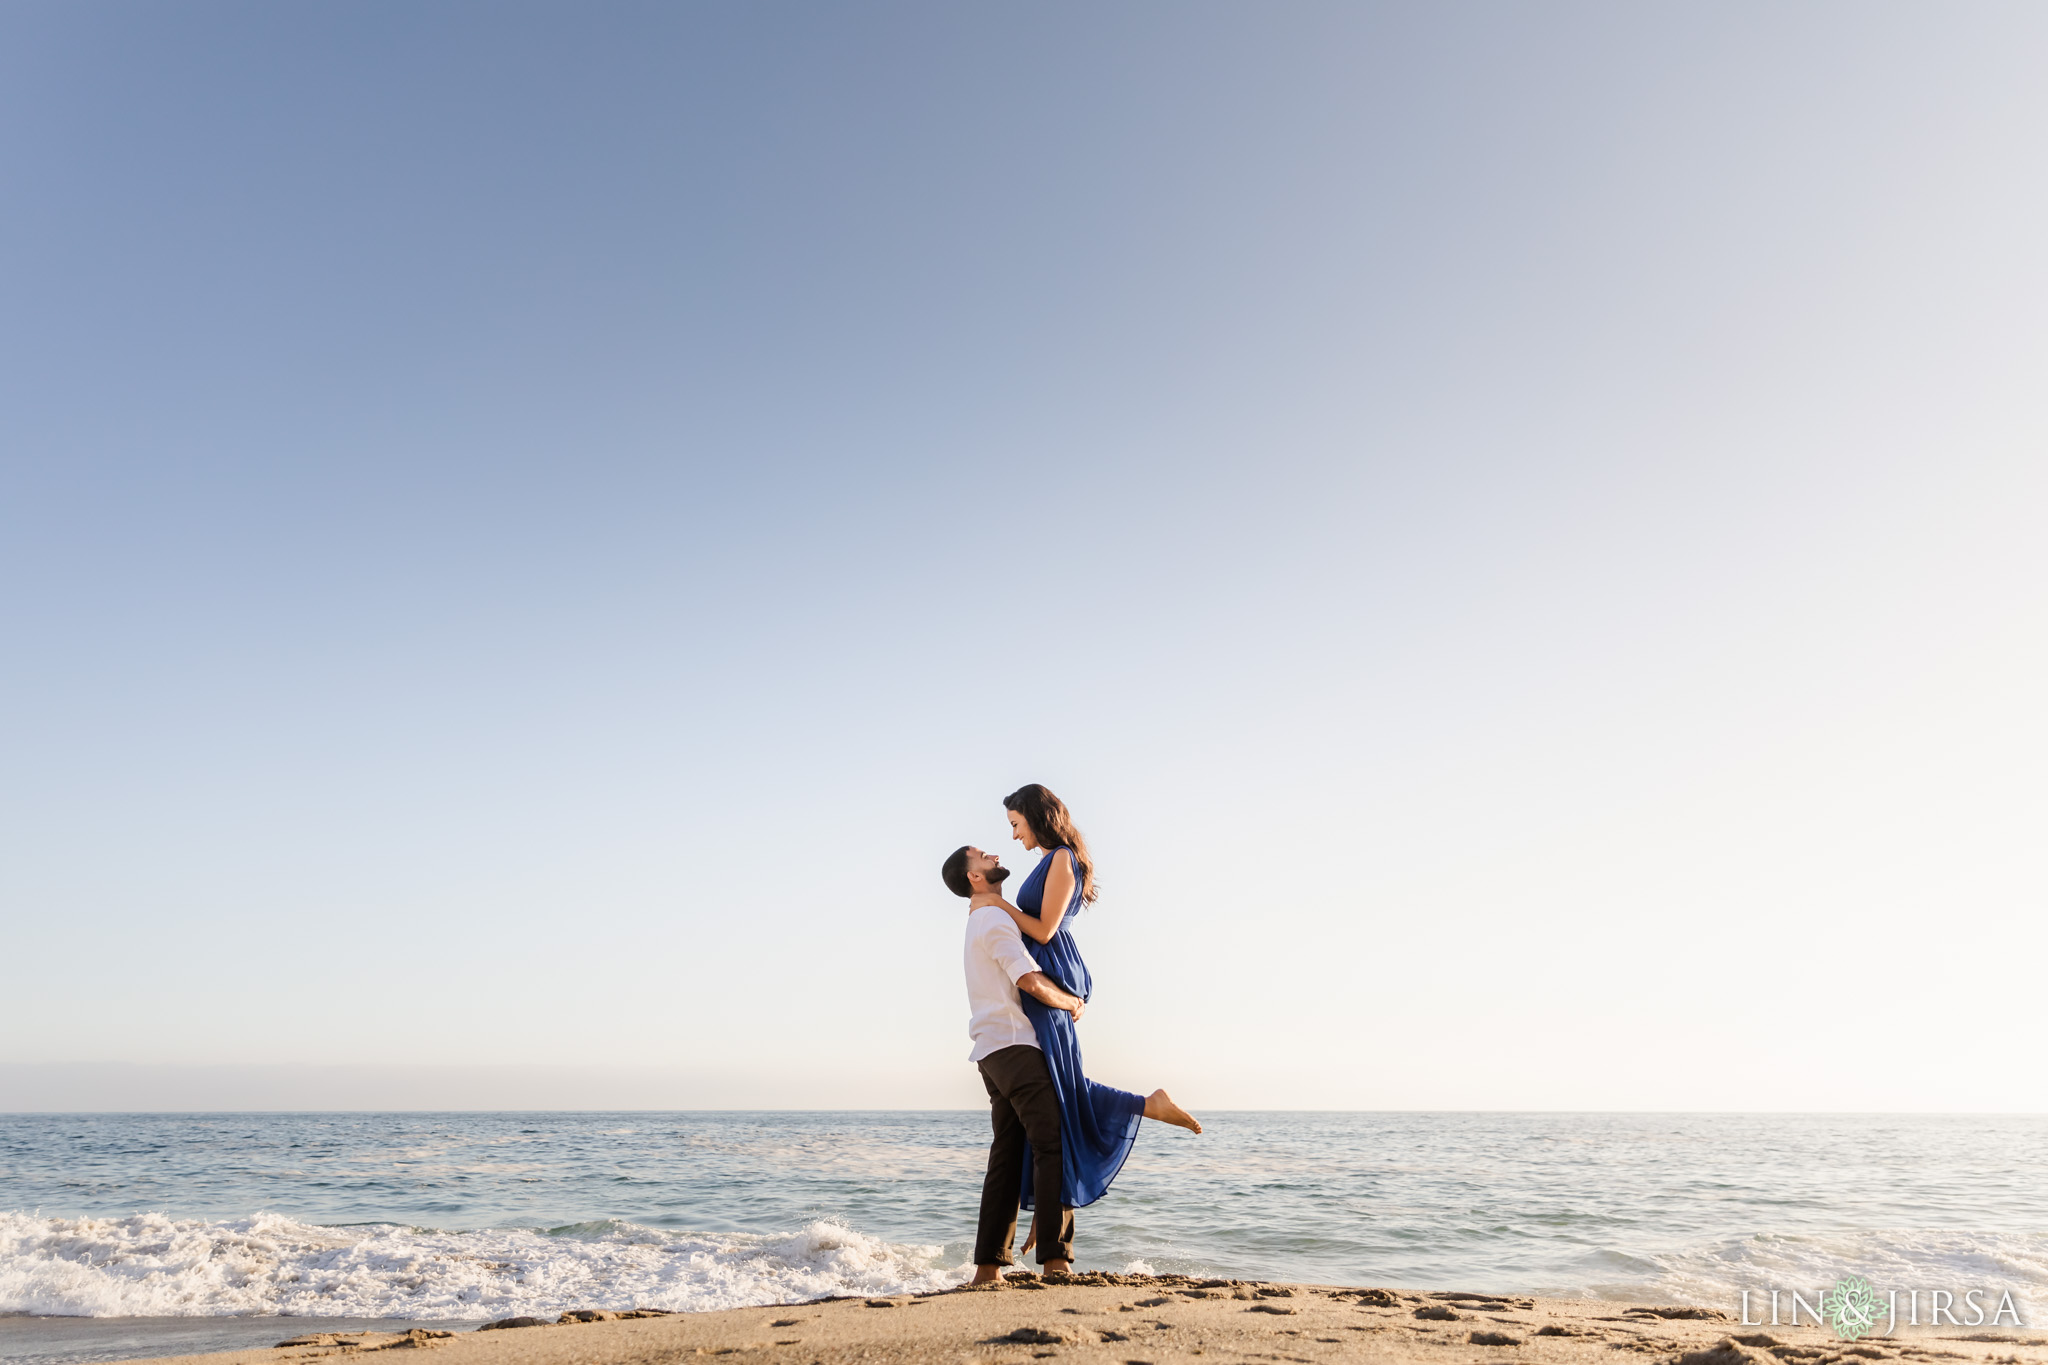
left=90, top=1275, right=2048, bottom=1365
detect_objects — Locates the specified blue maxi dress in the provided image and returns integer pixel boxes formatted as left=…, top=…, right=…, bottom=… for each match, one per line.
left=1014, top=847, right=1146, bottom=1211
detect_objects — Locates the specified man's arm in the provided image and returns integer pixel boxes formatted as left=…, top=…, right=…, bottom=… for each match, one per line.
left=973, top=909, right=1086, bottom=1020
left=1017, top=970, right=1085, bottom=1020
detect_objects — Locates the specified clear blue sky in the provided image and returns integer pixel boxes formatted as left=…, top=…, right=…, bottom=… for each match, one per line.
left=3, top=2, right=2043, bottom=1111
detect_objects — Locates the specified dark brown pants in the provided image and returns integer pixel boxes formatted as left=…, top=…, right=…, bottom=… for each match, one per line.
left=975, top=1044, right=1074, bottom=1267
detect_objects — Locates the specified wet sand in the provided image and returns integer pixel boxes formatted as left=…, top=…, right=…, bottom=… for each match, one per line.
left=85, top=1275, right=2048, bottom=1365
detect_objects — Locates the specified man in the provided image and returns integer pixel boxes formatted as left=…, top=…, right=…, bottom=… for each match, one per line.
left=941, top=843, right=1085, bottom=1282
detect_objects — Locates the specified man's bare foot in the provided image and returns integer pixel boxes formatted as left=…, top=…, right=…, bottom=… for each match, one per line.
left=1044, top=1259, right=1071, bottom=1275
left=1143, top=1088, right=1202, bottom=1133
left=970, top=1265, right=1003, bottom=1285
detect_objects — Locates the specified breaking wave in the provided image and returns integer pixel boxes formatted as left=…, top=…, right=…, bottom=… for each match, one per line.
left=0, top=1211, right=970, bottom=1319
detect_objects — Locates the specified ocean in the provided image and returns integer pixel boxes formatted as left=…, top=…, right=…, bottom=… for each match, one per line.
left=2, top=1112, right=2043, bottom=1364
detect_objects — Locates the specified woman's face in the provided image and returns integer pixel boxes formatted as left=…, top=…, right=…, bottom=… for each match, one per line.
left=1007, top=809, right=1039, bottom=851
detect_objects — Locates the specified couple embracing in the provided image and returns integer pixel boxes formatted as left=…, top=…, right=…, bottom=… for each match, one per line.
left=942, top=783, right=1201, bottom=1283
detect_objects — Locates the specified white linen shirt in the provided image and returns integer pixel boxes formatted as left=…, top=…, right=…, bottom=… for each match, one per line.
left=963, top=904, right=1042, bottom=1062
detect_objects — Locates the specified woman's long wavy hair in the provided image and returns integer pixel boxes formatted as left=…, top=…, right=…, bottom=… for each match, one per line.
left=1003, top=783, right=1098, bottom=906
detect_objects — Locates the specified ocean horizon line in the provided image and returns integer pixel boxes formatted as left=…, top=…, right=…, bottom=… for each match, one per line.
left=6, top=1105, right=2046, bottom=1115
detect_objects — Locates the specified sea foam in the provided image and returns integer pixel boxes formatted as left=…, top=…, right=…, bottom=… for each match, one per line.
left=0, top=1211, right=970, bottom=1319
left=1610, top=1228, right=2048, bottom=1315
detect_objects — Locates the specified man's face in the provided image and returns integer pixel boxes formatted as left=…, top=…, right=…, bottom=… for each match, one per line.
left=964, top=847, right=1009, bottom=889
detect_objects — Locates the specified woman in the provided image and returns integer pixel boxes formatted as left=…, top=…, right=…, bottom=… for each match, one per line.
left=993, top=783, right=1200, bottom=1224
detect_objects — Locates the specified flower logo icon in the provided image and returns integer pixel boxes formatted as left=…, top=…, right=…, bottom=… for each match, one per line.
left=1823, top=1276, right=1884, bottom=1340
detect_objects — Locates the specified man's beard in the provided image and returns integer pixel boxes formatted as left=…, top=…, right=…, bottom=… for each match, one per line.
left=985, top=865, right=1010, bottom=887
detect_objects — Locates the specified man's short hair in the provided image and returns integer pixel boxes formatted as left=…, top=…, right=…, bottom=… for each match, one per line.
left=941, top=845, right=973, bottom=898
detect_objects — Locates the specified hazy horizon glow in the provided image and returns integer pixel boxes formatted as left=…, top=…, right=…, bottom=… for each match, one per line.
left=1, top=2, right=2044, bottom=1113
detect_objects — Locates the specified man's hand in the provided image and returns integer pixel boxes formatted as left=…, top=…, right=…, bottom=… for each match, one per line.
left=1018, top=971, right=1085, bottom=1020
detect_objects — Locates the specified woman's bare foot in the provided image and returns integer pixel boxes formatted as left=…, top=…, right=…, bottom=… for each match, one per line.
left=1143, top=1088, right=1202, bottom=1133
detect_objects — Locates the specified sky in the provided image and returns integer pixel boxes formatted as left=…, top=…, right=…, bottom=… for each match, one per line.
left=1, top=2, right=2044, bottom=1113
